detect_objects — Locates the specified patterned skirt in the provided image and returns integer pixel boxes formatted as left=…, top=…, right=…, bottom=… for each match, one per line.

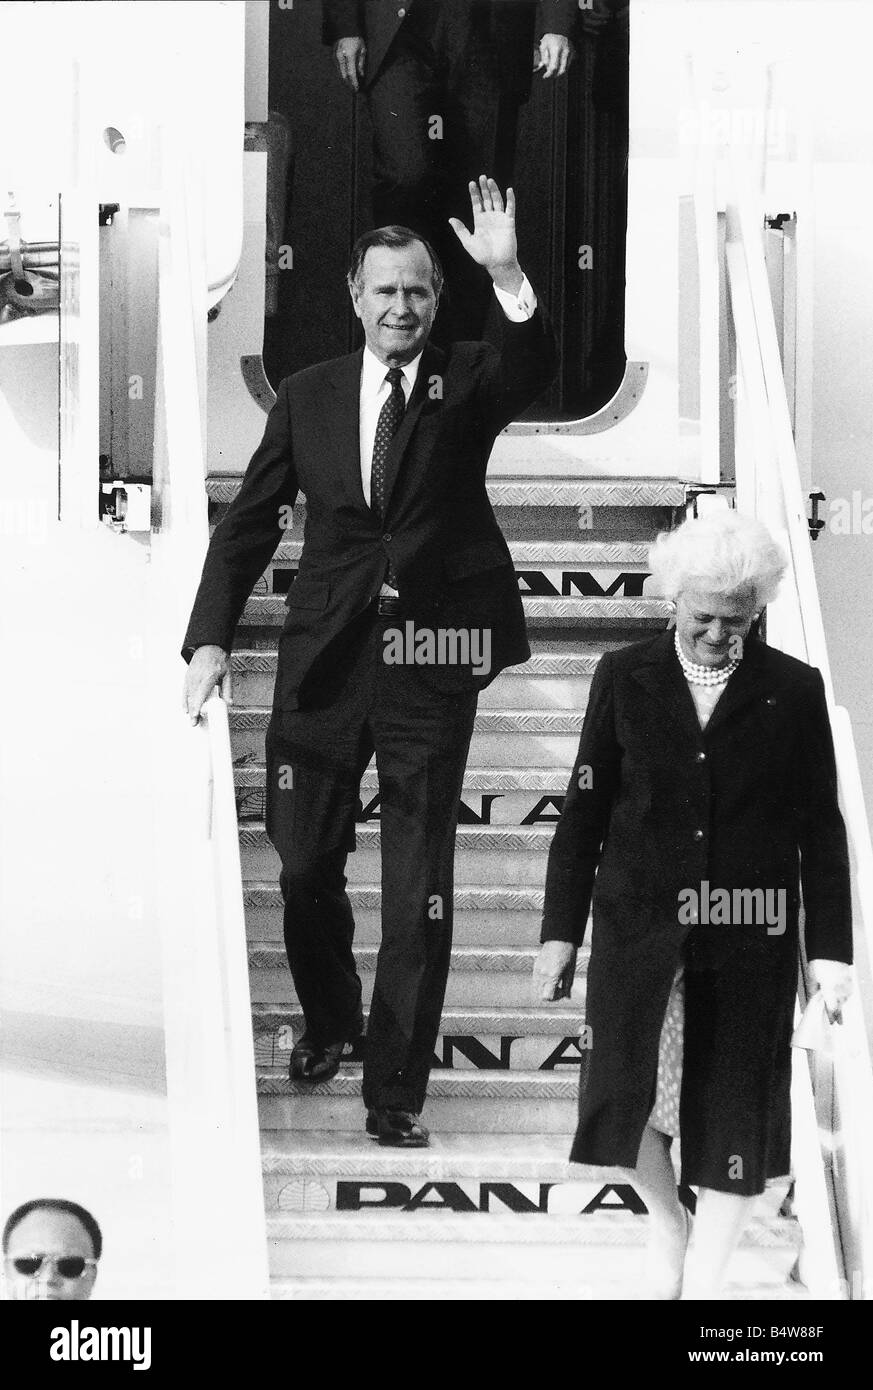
left=648, top=967, right=685, bottom=1138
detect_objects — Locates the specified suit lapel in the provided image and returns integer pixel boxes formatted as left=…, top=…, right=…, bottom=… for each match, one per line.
left=320, top=350, right=366, bottom=510
left=629, top=631, right=776, bottom=742
left=630, top=633, right=703, bottom=744
left=381, top=342, right=446, bottom=516
left=702, top=635, right=774, bottom=737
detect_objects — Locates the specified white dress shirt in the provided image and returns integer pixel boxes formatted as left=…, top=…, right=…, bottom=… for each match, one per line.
left=359, top=274, right=537, bottom=592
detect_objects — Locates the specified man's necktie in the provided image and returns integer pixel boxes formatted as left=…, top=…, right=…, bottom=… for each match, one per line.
left=371, top=366, right=406, bottom=590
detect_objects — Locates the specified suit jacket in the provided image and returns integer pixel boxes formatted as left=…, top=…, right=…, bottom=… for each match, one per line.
left=182, top=307, right=557, bottom=713
left=322, top=0, right=579, bottom=97
left=541, top=629, right=853, bottom=968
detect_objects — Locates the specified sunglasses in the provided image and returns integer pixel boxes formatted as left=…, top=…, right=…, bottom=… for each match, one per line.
left=6, top=1254, right=97, bottom=1279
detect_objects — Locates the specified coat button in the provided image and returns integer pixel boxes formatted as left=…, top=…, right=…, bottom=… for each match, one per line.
left=398, top=6, right=406, bottom=14
left=383, top=532, right=392, bottom=543
left=693, top=828, right=704, bottom=841
left=696, top=751, right=706, bottom=762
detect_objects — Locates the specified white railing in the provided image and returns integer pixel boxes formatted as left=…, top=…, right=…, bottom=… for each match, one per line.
left=147, top=132, right=269, bottom=1300
left=722, top=149, right=873, bottom=1301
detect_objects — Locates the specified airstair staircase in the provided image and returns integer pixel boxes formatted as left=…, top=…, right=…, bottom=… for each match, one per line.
left=205, top=471, right=810, bottom=1300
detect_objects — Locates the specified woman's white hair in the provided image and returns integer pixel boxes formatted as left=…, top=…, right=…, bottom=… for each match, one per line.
left=648, top=510, right=788, bottom=606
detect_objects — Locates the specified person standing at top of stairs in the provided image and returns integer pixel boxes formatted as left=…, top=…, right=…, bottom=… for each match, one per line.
left=181, top=177, right=557, bottom=1149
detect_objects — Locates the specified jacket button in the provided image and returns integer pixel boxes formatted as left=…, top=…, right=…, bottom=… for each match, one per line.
left=398, top=6, right=406, bottom=14
left=693, top=828, right=704, bottom=841
left=383, top=533, right=392, bottom=543
left=696, top=751, right=706, bottom=762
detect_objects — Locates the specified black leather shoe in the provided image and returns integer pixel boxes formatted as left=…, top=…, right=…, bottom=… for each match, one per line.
left=366, top=1108, right=430, bottom=1147
left=289, top=1035, right=345, bottom=1084
left=289, top=1011, right=364, bottom=1085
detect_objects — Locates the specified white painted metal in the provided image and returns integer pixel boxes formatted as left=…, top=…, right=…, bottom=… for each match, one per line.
left=148, top=135, right=269, bottom=1300
left=724, top=149, right=873, bottom=1300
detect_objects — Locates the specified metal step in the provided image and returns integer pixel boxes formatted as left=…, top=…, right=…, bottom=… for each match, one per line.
left=269, top=1273, right=811, bottom=1300
left=234, top=763, right=570, bottom=825
left=261, top=1137, right=639, bottom=1218
left=265, top=1209, right=802, bottom=1283
left=253, top=1004, right=589, bottom=1074
left=257, top=1065, right=580, bottom=1134
left=230, top=646, right=603, bottom=709
left=238, top=593, right=671, bottom=630
left=239, top=822, right=556, bottom=885
left=230, top=706, right=584, bottom=769
left=244, top=883, right=548, bottom=947
left=249, top=943, right=583, bottom=1010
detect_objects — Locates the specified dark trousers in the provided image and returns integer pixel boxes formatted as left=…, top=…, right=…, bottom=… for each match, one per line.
left=367, top=1, right=522, bottom=343
left=264, top=606, right=478, bottom=1113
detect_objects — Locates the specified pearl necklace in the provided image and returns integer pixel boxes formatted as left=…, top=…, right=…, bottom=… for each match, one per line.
left=674, top=632, right=740, bottom=686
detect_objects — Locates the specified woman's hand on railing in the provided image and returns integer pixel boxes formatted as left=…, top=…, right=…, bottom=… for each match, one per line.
left=809, top=958, right=854, bottom=1025
left=183, top=645, right=230, bottom=725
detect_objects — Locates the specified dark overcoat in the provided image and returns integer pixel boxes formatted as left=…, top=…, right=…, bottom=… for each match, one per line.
left=541, top=629, right=853, bottom=1195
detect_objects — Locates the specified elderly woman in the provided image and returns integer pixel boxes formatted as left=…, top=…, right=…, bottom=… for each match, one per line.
left=533, top=510, right=854, bottom=1299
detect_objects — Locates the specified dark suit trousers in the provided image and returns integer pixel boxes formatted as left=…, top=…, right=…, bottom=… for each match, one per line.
left=366, top=4, right=522, bottom=343
left=264, top=605, right=478, bottom=1113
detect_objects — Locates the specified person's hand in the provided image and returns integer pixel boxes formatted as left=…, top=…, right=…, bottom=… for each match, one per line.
left=809, top=958, right=854, bottom=1024
left=533, top=941, right=577, bottom=1003
left=183, top=645, right=230, bottom=726
left=535, top=33, right=574, bottom=79
left=448, top=177, right=522, bottom=294
left=334, top=37, right=366, bottom=92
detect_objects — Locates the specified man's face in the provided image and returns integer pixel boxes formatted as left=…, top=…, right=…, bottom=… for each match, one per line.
left=4, top=1210, right=98, bottom=1301
left=350, top=242, right=438, bottom=366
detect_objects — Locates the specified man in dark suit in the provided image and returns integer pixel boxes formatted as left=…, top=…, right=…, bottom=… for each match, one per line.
left=323, top=0, right=577, bottom=342
left=183, top=178, right=556, bottom=1147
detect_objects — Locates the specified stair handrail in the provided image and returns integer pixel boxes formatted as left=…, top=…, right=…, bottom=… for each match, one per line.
left=148, top=124, right=269, bottom=1299
left=723, top=144, right=873, bottom=1301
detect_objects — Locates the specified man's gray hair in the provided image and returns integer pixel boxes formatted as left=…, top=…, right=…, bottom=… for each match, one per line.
left=648, top=509, right=788, bottom=606
left=347, top=225, right=444, bottom=297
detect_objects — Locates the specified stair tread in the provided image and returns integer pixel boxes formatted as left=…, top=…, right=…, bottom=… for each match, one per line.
left=235, top=763, right=571, bottom=791
left=244, top=883, right=546, bottom=909
left=261, top=1130, right=580, bottom=1171
left=257, top=1066, right=579, bottom=1098
left=250, top=944, right=543, bottom=971
left=232, top=646, right=613, bottom=671
left=265, top=1209, right=799, bottom=1249
left=268, top=539, right=653, bottom=563
left=231, top=707, right=585, bottom=731
left=253, top=1004, right=584, bottom=1029
left=207, top=474, right=688, bottom=506
left=240, top=822, right=557, bottom=849
left=240, top=595, right=671, bottom=624
left=269, top=1275, right=810, bottom=1300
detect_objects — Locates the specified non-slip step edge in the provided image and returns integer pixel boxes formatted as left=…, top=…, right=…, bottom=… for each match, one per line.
left=257, top=1066, right=579, bottom=1099
left=207, top=476, right=689, bottom=507
left=250, top=945, right=543, bottom=974
left=240, top=823, right=557, bottom=853
left=265, top=1210, right=800, bottom=1251
left=244, top=883, right=547, bottom=911
left=252, top=1005, right=585, bottom=1034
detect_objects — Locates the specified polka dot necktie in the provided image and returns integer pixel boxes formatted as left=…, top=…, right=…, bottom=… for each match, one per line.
left=371, top=366, right=406, bottom=589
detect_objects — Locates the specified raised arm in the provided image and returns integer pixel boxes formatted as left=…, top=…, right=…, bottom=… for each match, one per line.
left=449, top=176, right=558, bottom=425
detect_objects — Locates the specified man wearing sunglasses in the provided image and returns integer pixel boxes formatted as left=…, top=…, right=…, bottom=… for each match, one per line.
left=2, top=1199, right=100, bottom=1301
